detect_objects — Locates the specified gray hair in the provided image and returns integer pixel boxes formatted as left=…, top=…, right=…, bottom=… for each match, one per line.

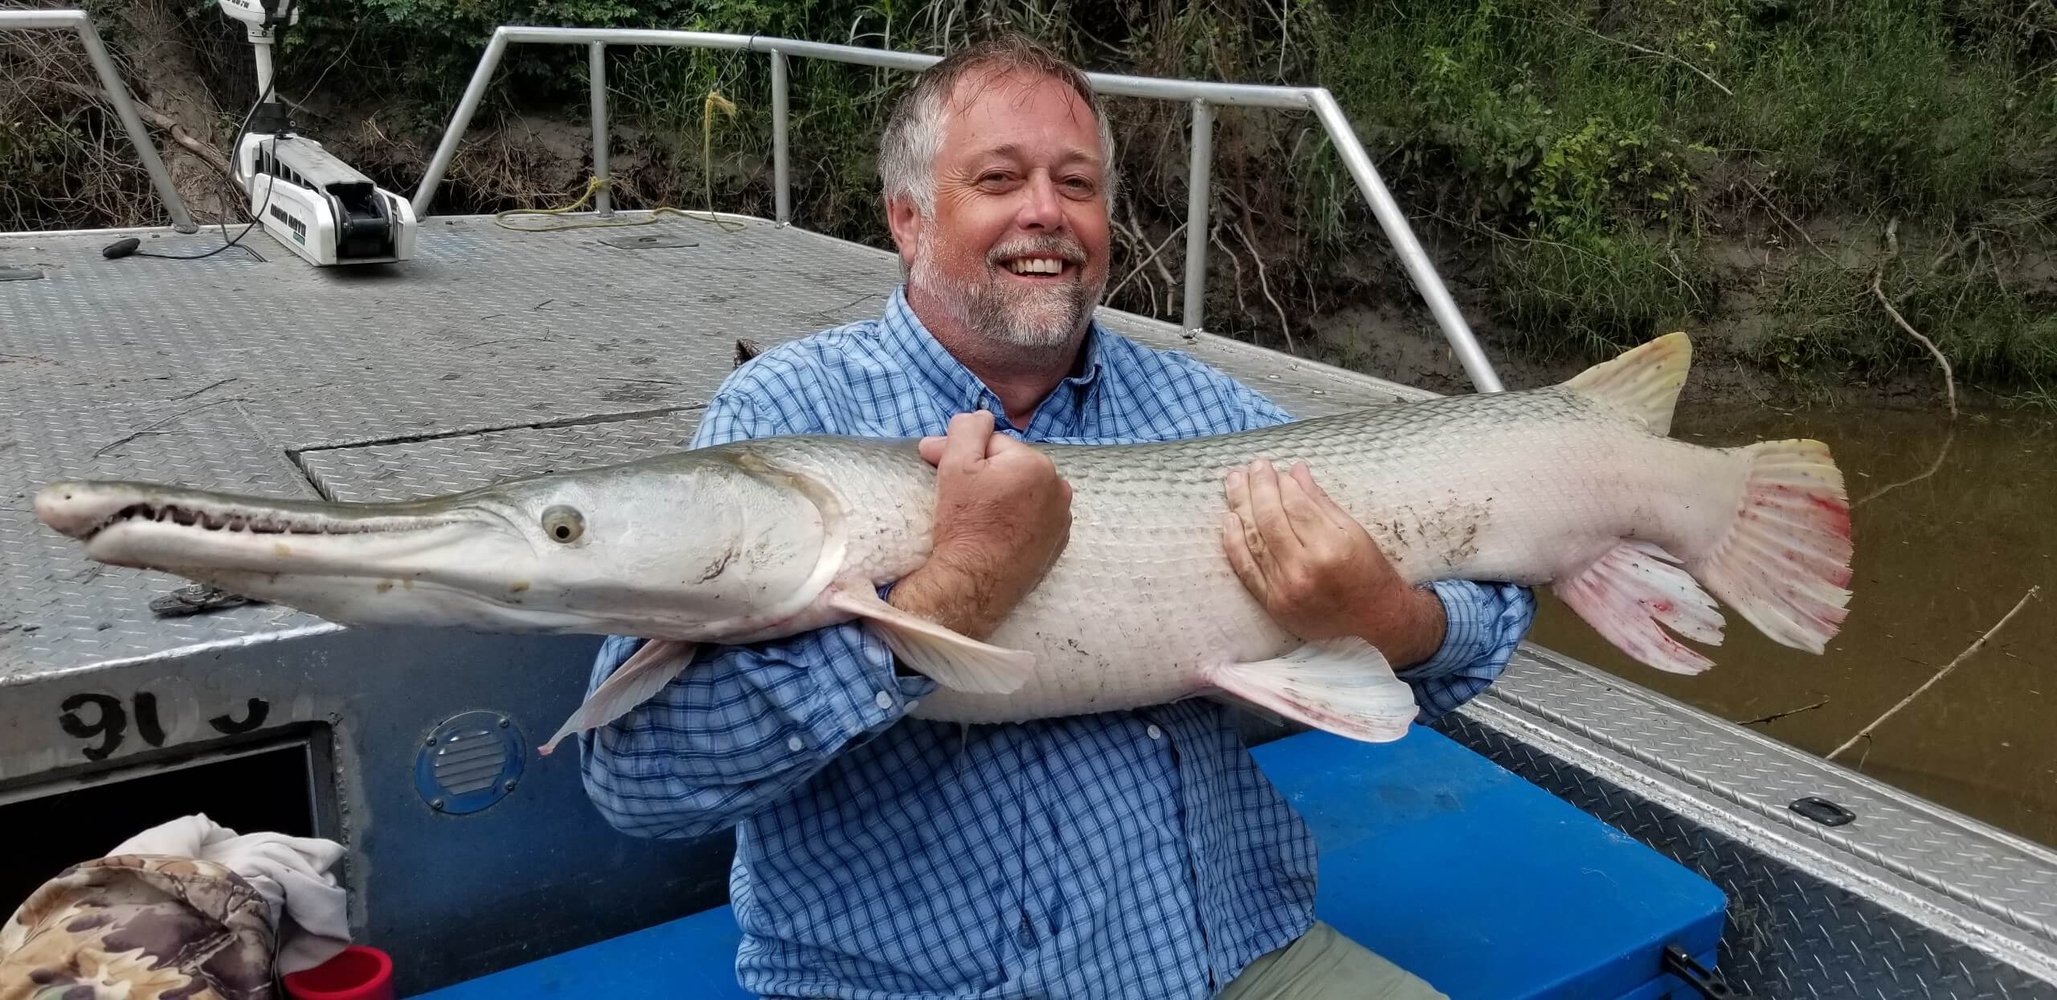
left=878, top=33, right=1119, bottom=218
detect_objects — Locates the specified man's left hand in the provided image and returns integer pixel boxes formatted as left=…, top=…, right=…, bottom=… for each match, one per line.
left=1221, top=458, right=1446, bottom=669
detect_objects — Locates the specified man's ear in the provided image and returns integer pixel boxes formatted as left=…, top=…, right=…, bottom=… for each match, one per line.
left=886, top=195, right=923, bottom=269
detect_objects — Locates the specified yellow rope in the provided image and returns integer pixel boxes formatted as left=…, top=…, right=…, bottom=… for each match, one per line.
left=494, top=86, right=749, bottom=235
left=492, top=177, right=745, bottom=234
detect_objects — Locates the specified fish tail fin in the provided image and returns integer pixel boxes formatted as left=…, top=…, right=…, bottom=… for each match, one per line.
left=1208, top=637, right=1418, bottom=743
left=1561, top=331, right=1691, bottom=435
left=538, top=639, right=698, bottom=756
left=1552, top=541, right=1724, bottom=675
left=1693, top=438, right=1854, bottom=653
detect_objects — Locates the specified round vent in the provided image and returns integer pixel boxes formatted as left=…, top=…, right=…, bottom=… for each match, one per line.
left=413, top=711, right=525, bottom=815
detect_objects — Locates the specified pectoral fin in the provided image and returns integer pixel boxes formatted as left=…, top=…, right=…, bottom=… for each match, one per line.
left=1208, top=637, right=1418, bottom=743
left=826, top=583, right=1035, bottom=695
left=1552, top=540, right=1722, bottom=675
left=538, top=638, right=698, bottom=756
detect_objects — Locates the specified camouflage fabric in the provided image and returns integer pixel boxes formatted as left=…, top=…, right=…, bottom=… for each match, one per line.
left=0, top=854, right=277, bottom=1000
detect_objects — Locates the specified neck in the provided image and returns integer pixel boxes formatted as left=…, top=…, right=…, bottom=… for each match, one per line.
left=907, top=287, right=1088, bottom=429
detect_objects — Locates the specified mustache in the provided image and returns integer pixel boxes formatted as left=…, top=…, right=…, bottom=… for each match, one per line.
left=987, top=235, right=1086, bottom=267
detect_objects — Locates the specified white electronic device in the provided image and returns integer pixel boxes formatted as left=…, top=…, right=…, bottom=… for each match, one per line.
left=216, top=0, right=417, bottom=266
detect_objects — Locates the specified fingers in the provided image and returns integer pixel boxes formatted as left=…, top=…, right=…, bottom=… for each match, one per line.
left=933, top=410, right=995, bottom=471
left=1289, top=462, right=1359, bottom=534
left=1221, top=511, right=1269, bottom=604
left=1229, top=458, right=1314, bottom=554
left=1223, top=464, right=1275, bottom=576
left=1242, top=457, right=1296, bottom=546
left=1276, top=463, right=1338, bottom=540
left=983, top=428, right=1034, bottom=459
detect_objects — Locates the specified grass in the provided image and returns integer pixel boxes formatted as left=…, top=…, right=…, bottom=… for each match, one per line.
left=5, top=0, right=2054, bottom=395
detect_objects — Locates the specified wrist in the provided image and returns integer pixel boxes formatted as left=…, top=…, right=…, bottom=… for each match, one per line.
left=1354, top=582, right=1446, bottom=670
left=887, top=555, right=998, bottom=641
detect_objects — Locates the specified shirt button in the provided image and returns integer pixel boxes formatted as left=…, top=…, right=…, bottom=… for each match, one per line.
left=1146, top=725, right=1163, bottom=740
left=875, top=690, right=893, bottom=710
left=787, top=735, right=805, bottom=752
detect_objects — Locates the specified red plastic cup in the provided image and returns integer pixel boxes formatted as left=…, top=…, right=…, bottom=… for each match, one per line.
left=282, top=945, right=395, bottom=1000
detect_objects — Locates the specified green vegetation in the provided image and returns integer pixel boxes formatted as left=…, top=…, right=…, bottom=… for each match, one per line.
left=5, top=0, right=2053, bottom=398
left=1302, top=1, right=2057, bottom=391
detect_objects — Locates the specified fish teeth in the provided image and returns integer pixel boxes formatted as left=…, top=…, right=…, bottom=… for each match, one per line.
left=100, top=502, right=361, bottom=536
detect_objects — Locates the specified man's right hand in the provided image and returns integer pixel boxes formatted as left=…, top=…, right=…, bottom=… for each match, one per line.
left=888, top=410, right=1072, bottom=641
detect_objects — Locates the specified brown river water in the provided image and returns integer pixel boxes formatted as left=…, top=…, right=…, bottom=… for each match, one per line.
left=1525, top=397, right=2057, bottom=846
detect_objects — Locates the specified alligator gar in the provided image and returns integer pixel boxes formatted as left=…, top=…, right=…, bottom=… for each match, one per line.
left=33, top=333, right=1853, bottom=753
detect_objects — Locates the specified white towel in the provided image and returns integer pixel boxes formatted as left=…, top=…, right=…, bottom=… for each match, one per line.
left=109, top=813, right=352, bottom=973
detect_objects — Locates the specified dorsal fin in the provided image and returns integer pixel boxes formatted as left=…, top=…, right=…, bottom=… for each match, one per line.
left=1560, top=332, right=1691, bottom=436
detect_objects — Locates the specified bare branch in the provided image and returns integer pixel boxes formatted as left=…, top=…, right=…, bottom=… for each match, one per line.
left=1854, top=428, right=1953, bottom=507
left=1827, top=586, right=2040, bottom=761
left=1561, top=20, right=1735, bottom=96
left=1871, top=218, right=1959, bottom=420
left=1229, top=216, right=1295, bottom=354
left=1741, top=178, right=1837, bottom=267
left=1739, top=698, right=1829, bottom=726
left=43, top=78, right=231, bottom=178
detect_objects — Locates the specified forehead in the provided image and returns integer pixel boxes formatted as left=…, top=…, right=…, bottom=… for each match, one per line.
left=937, top=68, right=1103, bottom=159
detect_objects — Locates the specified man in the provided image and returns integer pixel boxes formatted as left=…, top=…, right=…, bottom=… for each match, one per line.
left=579, top=33, right=1535, bottom=1000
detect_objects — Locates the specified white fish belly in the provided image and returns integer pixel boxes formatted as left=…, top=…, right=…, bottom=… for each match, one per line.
left=898, top=388, right=1747, bottom=725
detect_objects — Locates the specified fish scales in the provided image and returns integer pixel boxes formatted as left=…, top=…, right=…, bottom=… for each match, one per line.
left=743, top=384, right=1744, bottom=725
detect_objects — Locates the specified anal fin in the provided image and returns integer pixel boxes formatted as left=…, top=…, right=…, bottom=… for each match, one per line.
left=826, top=583, right=1035, bottom=695
left=539, top=638, right=697, bottom=756
left=1553, top=540, right=1724, bottom=674
left=1207, top=637, right=1418, bottom=743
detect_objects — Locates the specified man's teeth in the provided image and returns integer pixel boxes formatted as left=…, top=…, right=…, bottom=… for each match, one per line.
left=1005, top=258, right=1065, bottom=275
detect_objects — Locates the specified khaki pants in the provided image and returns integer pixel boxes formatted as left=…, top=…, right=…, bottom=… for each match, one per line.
left=1218, top=922, right=1448, bottom=1000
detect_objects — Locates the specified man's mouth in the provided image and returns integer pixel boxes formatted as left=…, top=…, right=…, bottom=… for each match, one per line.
left=999, top=256, right=1075, bottom=281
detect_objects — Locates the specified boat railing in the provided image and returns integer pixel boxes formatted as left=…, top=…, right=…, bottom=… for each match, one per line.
left=0, top=8, right=199, bottom=234
left=410, top=25, right=1505, bottom=393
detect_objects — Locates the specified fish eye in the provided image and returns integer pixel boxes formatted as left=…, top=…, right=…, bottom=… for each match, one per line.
left=541, top=505, right=585, bottom=544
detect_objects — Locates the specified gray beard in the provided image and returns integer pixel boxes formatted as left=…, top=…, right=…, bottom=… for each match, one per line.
left=909, top=241, right=1097, bottom=356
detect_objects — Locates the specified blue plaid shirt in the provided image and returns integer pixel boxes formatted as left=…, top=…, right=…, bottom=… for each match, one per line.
left=579, top=288, right=1535, bottom=999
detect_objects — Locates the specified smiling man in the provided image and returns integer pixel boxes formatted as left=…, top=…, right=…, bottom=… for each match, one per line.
left=578, top=33, right=1535, bottom=1000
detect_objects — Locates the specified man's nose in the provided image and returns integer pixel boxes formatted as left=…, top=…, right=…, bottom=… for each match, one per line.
left=1016, top=173, right=1063, bottom=230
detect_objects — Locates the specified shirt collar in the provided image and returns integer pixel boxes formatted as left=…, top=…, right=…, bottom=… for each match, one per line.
left=879, top=285, right=1113, bottom=431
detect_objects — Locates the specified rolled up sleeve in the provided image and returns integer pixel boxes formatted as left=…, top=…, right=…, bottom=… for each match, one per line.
left=1398, top=580, right=1536, bottom=723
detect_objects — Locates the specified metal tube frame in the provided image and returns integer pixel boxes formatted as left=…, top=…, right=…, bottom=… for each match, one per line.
left=770, top=48, right=791, bottom=224
left=588, top=41, right=612, bottom=217
left=0, top=9, right=199, bottom=233
left=409, top=25, right=1503, bottom=392
left=1180, top=99, right=1213, bottom=337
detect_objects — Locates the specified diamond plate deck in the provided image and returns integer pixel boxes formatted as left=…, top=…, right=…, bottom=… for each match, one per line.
left=295, top=412, right=705, bottom=503
left=1450, top=648, right=2057, bottom=997
left=1441, top=705, right=2057, bottom=999
left=1484, top=648, right=2057, bottom=940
